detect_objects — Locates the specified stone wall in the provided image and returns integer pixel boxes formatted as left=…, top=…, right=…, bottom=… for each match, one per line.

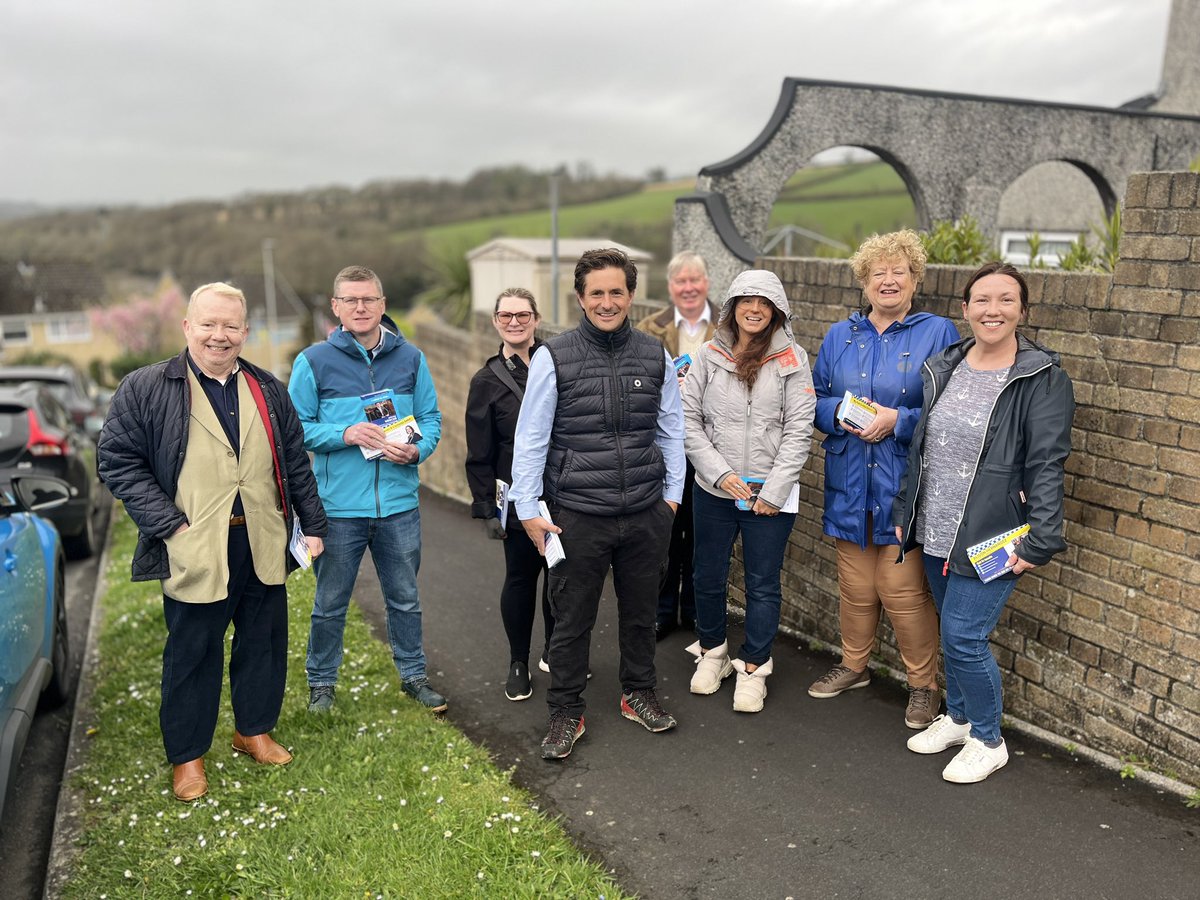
left=417, top=171, right=1200, bottom=787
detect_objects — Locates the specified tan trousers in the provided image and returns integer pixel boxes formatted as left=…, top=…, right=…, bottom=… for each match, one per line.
left=835, top=538, right=939, bottom=689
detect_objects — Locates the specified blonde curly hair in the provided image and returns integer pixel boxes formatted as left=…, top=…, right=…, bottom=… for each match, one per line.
left=848, top=229, right=927, bottom=287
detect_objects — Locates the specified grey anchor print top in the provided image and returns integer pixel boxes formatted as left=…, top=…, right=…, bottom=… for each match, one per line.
left=915, top=360, right=1011, bottom=558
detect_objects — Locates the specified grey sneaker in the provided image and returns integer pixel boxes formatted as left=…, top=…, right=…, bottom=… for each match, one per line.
left=905, top=687, right=939, bottom=729
left=620, top=688, right=677, bottom=732
left=807, top=664, right=870, bottom=698
left=402, top=677, right=448, bottom=712
left=307, top=684, right=336, bottom=713
left=541, top=713, right=586, bottom=760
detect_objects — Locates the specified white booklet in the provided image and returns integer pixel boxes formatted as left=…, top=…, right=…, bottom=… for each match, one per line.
left=537, top=500, right=567, bottom=569
left=289, top=517, right=312, bottom=569
left=495, top=479, right=509, bottom=530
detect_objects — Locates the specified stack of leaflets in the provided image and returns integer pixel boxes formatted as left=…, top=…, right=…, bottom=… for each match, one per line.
left=289, top=518, right=312, bottom=569
left=537, top=500, right=567, bottom=569
left=838, top=391, right=878, bottom=430
left=673, top=353, right=693, bottom=379
left=495, top=478, right=509, bottom=530
left=736, top=477, right=800, bottom=513
left=360, top=389, right=423, bottom=460
left=967, top=524, right=1030, bottom=583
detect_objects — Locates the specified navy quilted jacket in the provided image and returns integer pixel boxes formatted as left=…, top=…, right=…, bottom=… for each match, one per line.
left=97, top=350, right=327, bottom=582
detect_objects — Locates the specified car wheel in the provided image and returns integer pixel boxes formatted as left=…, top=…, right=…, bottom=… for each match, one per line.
left=63, top=505, right=96, bottom=560
left=42, top=564, right=73, bottom=707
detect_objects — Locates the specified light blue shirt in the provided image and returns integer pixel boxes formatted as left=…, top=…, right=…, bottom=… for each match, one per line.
left=511, top=343, right=685, bottom=521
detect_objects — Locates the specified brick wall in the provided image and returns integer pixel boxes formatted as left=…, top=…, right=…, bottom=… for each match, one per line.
left=416, top=171, right=1200, bottom=787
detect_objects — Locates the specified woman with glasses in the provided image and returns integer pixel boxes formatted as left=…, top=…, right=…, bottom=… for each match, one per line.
left=465, top=288, right=556, bottom=701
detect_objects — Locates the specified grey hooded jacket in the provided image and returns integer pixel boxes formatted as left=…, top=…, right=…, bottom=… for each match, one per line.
left=681, top=269, right=816, bottom=509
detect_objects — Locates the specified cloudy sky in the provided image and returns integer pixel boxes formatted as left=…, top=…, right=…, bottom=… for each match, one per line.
left=2, top=0, right=1175, bottom=207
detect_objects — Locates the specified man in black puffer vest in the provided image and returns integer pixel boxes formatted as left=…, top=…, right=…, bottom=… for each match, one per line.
left=512, top=248, right=686, bottom=760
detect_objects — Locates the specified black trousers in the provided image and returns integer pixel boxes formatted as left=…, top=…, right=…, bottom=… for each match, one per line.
left=160, top=526, right=287, bottom=764
left=500, top=516, right=554, bottom=664
left=657, top=460, right=697, bottom=625
left=545, top=501, right=673, bottom=718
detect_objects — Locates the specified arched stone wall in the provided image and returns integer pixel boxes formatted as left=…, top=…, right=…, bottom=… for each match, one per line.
left=675, top=78, right=1200, bottom=298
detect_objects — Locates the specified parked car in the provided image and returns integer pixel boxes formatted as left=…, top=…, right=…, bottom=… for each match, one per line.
left=0, top=364, right=107, bottom=440
left=0, top=475, right=72, bottom=826
left=0, top=384, right=99, bottom=559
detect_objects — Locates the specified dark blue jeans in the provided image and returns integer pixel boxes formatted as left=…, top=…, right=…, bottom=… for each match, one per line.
left=923, top=554, right=1018, bottom=744
left=692, top=485, right=796, bottom=666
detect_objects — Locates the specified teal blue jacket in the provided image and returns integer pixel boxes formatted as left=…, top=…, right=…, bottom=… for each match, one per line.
left=288, top=327, right=441, bottom=518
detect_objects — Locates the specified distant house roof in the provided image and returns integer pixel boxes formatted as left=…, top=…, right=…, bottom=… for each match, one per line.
left=467, top=238, right=653, bottom=263
left=0, top=259, right=105, bottom=315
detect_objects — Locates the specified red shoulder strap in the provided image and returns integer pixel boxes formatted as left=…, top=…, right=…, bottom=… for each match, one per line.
left=242, top=370, right=288, bottom=519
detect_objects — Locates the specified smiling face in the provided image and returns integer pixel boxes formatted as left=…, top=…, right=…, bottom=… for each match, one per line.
left=492, top=293, right=539, bottom=351
left=863, top=256, right=916, bottom=319
left=733, top=295, right=775, bottom=340
left=332, top=277, right=386, bottom=346
left=183, top=289, right=248, bottom=379
left=668, top=264, right=709, bottom=323
left=578, top=266, right=633, bottom=332
left=963, top=272, right=1024, bottom=350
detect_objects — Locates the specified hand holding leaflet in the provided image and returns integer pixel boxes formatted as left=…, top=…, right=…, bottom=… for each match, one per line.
left=537, top=501, right=566, bottom=568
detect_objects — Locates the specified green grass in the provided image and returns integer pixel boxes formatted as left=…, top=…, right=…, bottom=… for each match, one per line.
left=65, top=509, right=629, bottom=899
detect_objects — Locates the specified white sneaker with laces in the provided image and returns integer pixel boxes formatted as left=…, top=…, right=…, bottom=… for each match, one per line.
left=907, top=714, right=972, bottom=754
left=686, top=640, right=734, bottom=694
left=942, top=737, right=1009, bottom=783
left=731, top=657, right=772, bottom=713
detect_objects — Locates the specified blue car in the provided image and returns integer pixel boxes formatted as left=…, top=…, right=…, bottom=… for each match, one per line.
left=0, top=475, right=72, bottom=825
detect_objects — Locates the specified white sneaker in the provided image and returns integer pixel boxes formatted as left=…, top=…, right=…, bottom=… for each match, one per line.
left=942, top=737, right=1009, bottom=783
left=731, top=657, right=772, bottom=713
left=906, top=714, right=972, bottom=754
left=686, top=640, right=734, bottom=694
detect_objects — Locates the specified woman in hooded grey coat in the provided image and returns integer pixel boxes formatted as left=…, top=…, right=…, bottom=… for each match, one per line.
left=681, top=269, right=816, bottom=712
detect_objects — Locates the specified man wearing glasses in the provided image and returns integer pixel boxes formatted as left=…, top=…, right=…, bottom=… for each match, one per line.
left=288, top=265, right=447, bottom=714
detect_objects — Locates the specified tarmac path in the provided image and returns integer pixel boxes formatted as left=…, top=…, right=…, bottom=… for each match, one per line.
left=328, top=489, right=1199, bottom=898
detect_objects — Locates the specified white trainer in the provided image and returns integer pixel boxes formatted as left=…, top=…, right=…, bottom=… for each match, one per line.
left=731, top=657, right=773, bottom=713
left=686, top=640, right=734, bottom=694
left=907, top=714, right=972, bottom=754
left=942, top=737, right=1009, bottom=783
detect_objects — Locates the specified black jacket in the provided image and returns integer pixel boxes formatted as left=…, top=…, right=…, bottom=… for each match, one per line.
left=894, top=333, right=1074, bottom=577
left=544, top=318, right=666, bottom=516
left=98, top=350, right=328, bottom=582
left=464, top=342, right=538, bottom=519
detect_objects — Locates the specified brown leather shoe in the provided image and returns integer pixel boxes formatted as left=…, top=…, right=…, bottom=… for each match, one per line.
left=231, top=730, right=293, bottom=765
left=172, top=758, right=208, bottom=802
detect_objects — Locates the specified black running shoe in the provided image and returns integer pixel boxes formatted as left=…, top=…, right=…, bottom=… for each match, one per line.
left=541, top=713, right=585, bottom=760
left=505, top=661, right=532, bottom=701
left=620, top=688, right=677, bottom=732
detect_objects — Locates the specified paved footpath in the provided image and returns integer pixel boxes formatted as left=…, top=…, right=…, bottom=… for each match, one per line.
left=348, top=490, right=1199, bottom=899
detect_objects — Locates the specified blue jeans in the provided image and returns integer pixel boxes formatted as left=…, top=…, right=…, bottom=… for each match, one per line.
left=923, top=555, right=1018, bottom=744
left=308, top=510, right=426, bottom=685
left=692, top=485, right=796, bottom=666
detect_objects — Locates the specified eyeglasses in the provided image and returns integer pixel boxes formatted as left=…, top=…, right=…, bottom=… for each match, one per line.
left=334, top=296, right=385, bottom=308
left=494, top=311, right=533, bottom=324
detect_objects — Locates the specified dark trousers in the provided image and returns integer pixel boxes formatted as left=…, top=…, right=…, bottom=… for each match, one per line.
left=657, top=460, right=697, bottom=626
left=160, top=526, right=287, bottom=764
left=501, top=516, right=554, bottom=664
left=545, top=501, right=674, bottom=718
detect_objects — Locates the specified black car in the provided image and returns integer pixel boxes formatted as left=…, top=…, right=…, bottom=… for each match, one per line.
left=0, top=384, right=99, bottom=559
left=0, top=364, right=107, bottom=440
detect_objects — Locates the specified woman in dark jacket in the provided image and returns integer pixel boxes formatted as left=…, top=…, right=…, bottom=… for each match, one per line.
left=895, top=261, right=1074, bottom=784
left=808, top=230, right=959, bottom=730
left=465, top=288, right=554, bottom=702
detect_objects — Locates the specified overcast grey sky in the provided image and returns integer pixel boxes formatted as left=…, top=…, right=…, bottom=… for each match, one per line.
left=1, top=0, right=1174, bottom=207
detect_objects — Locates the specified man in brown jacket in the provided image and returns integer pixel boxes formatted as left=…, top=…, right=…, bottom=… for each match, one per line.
left=636, top=251, right=720, bottom=639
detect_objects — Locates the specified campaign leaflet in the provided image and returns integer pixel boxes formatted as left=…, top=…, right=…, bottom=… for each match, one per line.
left=966, top=524, right=1031, bottom=583
left=673, top=353, right=692, bottom=380
left=289, top=517, right=312, bottom=569
left=537, top=500, right=567, bottom=569
left=838, top=391, right=878, bottom=431
left=359, top=390, right=423, bottom=459
left=495, top=479, right=509, bottom=530
left=736, top=477, right=800, bottom=513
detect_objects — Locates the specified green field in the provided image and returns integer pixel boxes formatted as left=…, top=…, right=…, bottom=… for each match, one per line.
left=409, top=162, right=916, bottom=261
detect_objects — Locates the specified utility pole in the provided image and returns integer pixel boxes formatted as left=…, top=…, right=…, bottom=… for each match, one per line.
left=549, top=174, right=559, bottom=323
left=262, top=238, right=279, bottom=375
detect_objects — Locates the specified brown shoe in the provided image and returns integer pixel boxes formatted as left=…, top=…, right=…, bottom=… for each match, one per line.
left=232, top=730, right=293, bottom=765
left=807, top=664, right=870, bottom=698
left=905, top=686, right=940, bottom=729
left=172, top=758, right=208, bottom=802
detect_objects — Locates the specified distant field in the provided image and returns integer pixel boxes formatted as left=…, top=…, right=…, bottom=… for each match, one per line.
left=406, top=162, right=917, bottom=259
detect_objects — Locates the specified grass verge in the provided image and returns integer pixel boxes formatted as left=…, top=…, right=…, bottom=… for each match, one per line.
left=64, top=508, right=629, bottom=898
